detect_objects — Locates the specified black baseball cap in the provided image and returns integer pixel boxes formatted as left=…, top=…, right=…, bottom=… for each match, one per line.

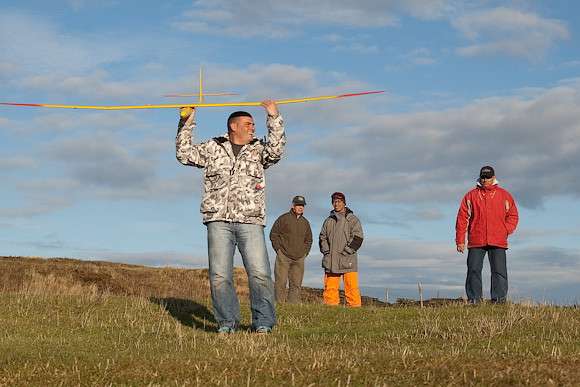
left=292, top=196, right=306, bottom=206
left=480, top=166, right=495, bottom=179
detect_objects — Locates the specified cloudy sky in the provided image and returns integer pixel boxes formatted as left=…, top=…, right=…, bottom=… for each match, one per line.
left=1, top=0, right=579, bottom=304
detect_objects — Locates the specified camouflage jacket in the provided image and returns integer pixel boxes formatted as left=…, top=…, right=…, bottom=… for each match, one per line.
left=175, top=113, right=285, bottom=226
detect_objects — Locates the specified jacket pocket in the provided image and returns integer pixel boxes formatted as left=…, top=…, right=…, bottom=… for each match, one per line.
left=244, top=158, right=264, bottom=179
left=238, top=185, right=265, bottom=217
left=239, top=162, right=265, bottom=217
left=201, top=173, right=228, bottom=213
left=204, top=173, right=228, bottom=191
left=338, top=253, right=356, bottom=271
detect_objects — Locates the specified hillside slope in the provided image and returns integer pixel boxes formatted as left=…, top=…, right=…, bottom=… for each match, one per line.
left=0, top=256, right=396, bottom=306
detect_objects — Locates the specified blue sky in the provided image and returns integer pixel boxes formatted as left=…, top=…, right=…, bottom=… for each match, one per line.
left=1, top=0, right=579, bottom=304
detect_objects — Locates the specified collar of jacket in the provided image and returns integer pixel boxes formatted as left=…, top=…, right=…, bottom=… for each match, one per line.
left=476, top=183, right=498, bottom=194
left=290, top=209, right=303, bottom=218
left=214, top=134, right=259, bottom=145
left=330, top=207, right=353, bottom=220
left=476, top=178, right=498, bottom=187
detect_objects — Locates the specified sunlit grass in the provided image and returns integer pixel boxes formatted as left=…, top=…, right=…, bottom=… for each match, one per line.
left=2, top=292, right=580, bottom=385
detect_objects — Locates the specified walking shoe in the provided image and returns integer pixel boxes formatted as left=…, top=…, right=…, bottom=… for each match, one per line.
left=255, top=326, right=272, bottom=334
left=218, top=326, right=235, bottom=335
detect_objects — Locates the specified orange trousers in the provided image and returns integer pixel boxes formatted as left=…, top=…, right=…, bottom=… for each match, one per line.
left=323, top=272, right=361, bottom=307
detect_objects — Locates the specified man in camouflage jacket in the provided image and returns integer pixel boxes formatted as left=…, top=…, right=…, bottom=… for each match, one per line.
left=176, top=100, right=285, bottom=334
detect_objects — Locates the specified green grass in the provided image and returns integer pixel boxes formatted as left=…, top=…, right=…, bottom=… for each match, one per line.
left=2, top=293, right=580, bottom=386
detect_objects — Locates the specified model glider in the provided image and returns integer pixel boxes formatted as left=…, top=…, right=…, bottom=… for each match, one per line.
left=1, top=68, right=384, bottom=117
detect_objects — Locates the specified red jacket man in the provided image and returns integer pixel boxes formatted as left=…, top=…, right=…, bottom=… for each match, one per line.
left=456, top=166, right=519, bottom=303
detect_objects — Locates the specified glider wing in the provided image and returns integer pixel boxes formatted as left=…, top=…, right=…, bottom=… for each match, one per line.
left=0, top=91, right=384, bottom=111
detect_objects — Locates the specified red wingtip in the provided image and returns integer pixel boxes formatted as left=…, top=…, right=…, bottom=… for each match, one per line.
left=0, top=102, right=45, bottom=107
left=336, top=91, right=385, bottom=98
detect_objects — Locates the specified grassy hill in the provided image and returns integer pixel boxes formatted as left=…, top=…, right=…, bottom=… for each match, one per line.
left=0, top=255, right=398, bottom=307
left=1, top=256, right=580, bottom=385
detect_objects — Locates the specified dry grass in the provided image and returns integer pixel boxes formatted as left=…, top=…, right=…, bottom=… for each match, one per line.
left=0, top=256, right=389, bottom=306
left=0, top=255, right=249, bottom=300
left=2, top=256, right=580, bottom=385
left=2, top=292, right=580, bottom=385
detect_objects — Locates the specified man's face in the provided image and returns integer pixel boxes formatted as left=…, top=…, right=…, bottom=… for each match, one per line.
left=230, top=116, right=255, bottom=145
left=332, top=199, right=346, bottom=212
left=481, top=175, right=495, bottom=187
left=292, top=203, right=305, bottom=215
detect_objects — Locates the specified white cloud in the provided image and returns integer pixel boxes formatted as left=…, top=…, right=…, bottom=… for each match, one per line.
left=397, top=48, right=440, bottom=67
left=395, top=0, right=457, bottom=20
left=452, top=7, right=570, bottom=61
left=0, top=60, right=18, bottom=76
left=0, top=9, right=174, bottom=80
left=0, top=12, right=124, bottom=76
left=0, top=156, right=37, bottom=171
left=333, top=43, right=379, bottom=55
left=173, top=2, right=571, bottom=64
left=175, top=0, right=404, bottom=38
left=0, top=193, right=76, bottom=218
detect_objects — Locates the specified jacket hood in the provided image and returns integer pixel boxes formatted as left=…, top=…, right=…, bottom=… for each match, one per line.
left=330, top=207, right=354, bottom=219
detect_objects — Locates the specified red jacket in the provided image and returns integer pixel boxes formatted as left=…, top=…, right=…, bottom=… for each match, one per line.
left=455, top=181, right=519, bottom=248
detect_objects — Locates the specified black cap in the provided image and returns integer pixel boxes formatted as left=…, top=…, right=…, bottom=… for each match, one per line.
left=480, top=166, right=495, bottom=179
left=292, top=196, right=306, bottom=206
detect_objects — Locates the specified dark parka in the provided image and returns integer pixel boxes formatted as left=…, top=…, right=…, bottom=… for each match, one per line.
left=319, top=208, right=364, bottom=274
left=269, top=210, right=313, bottom=260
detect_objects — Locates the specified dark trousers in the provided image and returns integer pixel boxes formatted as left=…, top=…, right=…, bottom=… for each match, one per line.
left=274, top=251, right=306, bottom=303
left=466, top=246, right=508, bottom=303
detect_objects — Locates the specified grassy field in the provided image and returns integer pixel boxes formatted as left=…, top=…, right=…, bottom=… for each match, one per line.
left=1, top=256, right=580, bottom=385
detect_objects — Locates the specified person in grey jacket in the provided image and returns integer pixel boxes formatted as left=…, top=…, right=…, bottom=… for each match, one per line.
left=319, top=192, right=363, bottom=307
left=175, top=100, right=285, bottom=334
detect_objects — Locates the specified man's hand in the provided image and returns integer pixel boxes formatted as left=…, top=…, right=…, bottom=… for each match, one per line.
left=457, top=244, right=466, bottom=253
left=180, top=107, right=196, bottom=123
left=260, top=99, right=278, bottom=116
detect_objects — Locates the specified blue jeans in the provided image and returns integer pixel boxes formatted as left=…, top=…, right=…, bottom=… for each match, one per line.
left=466, top=246, right=508, bottom=303
left=206, top=221, right=276, bottom=330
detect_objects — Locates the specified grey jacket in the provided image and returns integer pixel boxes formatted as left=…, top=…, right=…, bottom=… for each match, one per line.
left=319, top=207, right=364, bottom=274
left=175, top=113, right=285, bottom=226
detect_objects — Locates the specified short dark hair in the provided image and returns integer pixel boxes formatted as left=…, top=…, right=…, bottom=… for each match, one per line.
left=227, top=111, right=252, bottom=131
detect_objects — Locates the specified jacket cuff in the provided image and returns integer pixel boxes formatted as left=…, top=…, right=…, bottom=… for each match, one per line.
left=342, top=247, right=355, bottom=255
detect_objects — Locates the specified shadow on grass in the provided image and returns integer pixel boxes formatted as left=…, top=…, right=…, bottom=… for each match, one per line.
left=150, top=297, right=217, bottom=332
left=150, top=297, right=253, bottom=333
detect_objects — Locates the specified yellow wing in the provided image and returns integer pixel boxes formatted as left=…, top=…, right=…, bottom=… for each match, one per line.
left=1, top=91, right=384, bottom=110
